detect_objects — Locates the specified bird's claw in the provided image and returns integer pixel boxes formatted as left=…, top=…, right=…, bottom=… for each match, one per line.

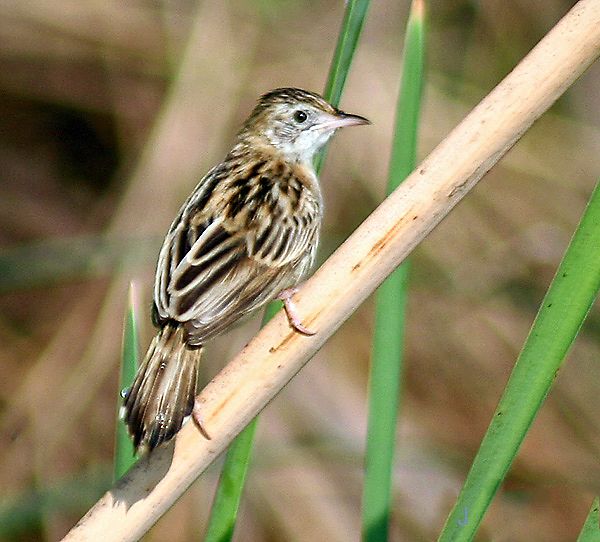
left=192, top=406, right=212, bottom=440
left=277, top=287, right=316, bottom=336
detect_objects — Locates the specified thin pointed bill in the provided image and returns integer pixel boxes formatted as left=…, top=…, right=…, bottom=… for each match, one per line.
left=314, top=111, right=371, bottom=132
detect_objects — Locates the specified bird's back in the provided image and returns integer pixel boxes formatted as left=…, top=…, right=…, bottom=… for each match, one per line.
left=153, top=146, right=322, bottom=346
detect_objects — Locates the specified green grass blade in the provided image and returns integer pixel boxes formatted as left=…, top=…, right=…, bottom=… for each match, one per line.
left=386, top=0, right=426, bottom=183
left=203, top=2, right=371, bottom=539
left=322, top=0, right=371, bottom=106
left=203, top=303, right=279, bottom=542
left=362, top=2, right=426, bottom=541
left=438, top=180, right=600, bottom=540
left=577, top=497, right=600, bottom=542
left=203, top=417, right=259, bottom=542
left=113, top=283, right=139, bottom=481
left=314, top=0, right=371, bottom=173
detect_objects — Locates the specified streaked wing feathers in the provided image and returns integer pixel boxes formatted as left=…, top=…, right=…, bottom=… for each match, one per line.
left=154, top=162, right=320, bottom=345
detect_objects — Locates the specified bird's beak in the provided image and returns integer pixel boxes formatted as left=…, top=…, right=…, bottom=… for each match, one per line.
left=315, top=111, right=371, bottom=132
left=336, top=111, right=371, bottom=127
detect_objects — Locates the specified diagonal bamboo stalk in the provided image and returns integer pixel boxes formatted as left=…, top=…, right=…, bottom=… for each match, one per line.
left=63, top=1, right=600, bottom=540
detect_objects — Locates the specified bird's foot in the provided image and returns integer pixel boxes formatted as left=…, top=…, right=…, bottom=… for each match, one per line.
left=277, top=287, right=316, bottom=336
left=192, top=406, right=212, bottom=440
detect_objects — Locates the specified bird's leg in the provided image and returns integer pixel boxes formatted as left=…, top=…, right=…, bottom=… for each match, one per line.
left=192, top=406, right=212, bottom=440
left=277, top=286, right=316, bottom=336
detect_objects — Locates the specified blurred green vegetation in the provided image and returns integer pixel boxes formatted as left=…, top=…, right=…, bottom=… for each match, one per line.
left=113, top=284, right=139, bottom=482
left=363, top=1, right=425, bottom=540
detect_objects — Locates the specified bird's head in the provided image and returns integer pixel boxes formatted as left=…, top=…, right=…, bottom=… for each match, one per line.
left=239, top=87, right=370, bottom=164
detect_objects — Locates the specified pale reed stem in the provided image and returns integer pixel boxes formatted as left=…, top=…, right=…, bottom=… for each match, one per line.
left=63, top=1, right=600, bottom=540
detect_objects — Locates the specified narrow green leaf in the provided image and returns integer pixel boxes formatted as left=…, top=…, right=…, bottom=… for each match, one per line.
left=202, top=303, right=280, bottom=542
left=113, top=283, right=139, bottom=481
left=576, top=497, right=600, bottom=542
left=203, top=417, right=259, bottom=542
left=203, top=1, right=372, bottom=539
left=438, top=180, right=600, bottom=540
left=387, top=0, right=427, bottom=184
left=362, top=2, right=426, bottom=541
left=314, top=0, right=372, bottom=173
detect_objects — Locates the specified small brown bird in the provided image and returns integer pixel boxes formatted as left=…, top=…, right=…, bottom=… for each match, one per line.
left=123, top=87, right=369, bottom=452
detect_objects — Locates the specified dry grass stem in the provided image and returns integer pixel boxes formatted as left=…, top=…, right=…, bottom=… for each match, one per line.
left=63, top=1, right=600, bottom=540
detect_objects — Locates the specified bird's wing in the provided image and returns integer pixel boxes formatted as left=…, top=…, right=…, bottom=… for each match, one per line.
left=154, top=167, right=319, bottom=343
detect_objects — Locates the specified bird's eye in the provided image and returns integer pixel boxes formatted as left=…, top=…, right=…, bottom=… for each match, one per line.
left=293, top=110, right=308, bottom=123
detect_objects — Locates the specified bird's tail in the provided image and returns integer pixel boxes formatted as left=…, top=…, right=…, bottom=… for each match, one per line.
left=122, top=323, right=201, bottom=453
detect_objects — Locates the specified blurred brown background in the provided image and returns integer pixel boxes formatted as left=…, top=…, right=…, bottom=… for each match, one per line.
left=1, top=1, right=599, bottom=541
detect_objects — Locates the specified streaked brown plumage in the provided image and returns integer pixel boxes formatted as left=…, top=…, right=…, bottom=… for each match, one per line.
left=123, top=88, right=369, bottom=452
